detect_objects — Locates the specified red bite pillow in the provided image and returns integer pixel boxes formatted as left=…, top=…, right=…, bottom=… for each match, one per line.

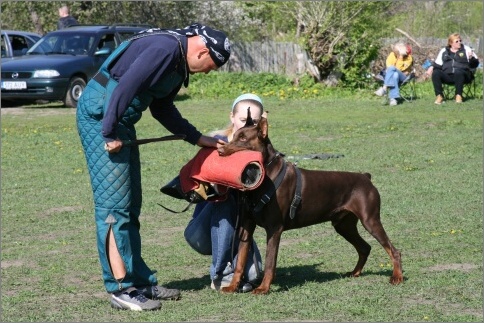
left=180, top=147, right=265, bottom=196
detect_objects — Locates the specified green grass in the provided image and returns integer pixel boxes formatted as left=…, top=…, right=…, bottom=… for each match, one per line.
left=1, top=89, right=482, bottom=322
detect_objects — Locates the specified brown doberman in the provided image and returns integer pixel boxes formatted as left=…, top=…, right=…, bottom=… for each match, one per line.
left=217, top=109, right=403, bottom=295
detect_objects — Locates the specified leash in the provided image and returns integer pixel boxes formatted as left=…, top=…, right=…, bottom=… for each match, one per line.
left=122, top=134, right=186, bottom=146
left=157, top=201, right=193, bottom=214
left=289, top=165, right=302, bottom=219
left=231, top=193, right=262, bottom=282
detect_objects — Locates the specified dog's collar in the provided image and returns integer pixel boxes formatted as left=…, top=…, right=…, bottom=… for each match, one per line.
left=265, top=151, right=282, bottom=167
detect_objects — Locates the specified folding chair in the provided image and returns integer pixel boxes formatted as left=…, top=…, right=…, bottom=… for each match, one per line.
left=399, top=71, right=416, bottom=102
left=374, top=69, right=416, bottom=103
left=442, top=69, right=477, bottom=100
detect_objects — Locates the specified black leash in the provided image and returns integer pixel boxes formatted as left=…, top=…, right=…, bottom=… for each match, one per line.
left=157, top=201, right=193, bottom=214
left=289, top=165, right=302, bottom=219
left=231, top=193, right=262, bottom=282
left=123, top=134, right=186, bottom=146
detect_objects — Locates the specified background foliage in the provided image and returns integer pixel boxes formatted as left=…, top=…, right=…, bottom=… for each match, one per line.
left=1, top=1, right=482, bottom=89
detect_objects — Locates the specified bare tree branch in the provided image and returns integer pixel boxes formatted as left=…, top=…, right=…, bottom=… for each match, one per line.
left=395, top=28, right=422, bottom=48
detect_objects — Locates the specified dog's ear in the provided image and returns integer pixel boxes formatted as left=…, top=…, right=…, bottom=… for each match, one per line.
left=244, top=107, right=255, bottom=127
left=259, top=116, right=268, bottom=139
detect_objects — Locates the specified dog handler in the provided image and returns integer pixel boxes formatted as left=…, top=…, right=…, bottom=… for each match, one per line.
left=76, top=23, right=230, bottom=311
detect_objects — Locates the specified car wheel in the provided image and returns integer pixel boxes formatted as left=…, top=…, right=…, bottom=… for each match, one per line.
left=64, top=76, right=86, bottom=108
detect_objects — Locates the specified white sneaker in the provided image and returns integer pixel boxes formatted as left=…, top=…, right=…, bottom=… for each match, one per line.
left=111, top=287, right=161, bottom=311
left=389, top=98, right=398, bottom=106
left=137, top=285, right=181, bottom=300
left=374, top=87, right=387, bottom=97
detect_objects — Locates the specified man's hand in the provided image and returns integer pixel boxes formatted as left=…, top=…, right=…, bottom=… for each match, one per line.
left=197, top=135, right=226, bottom=149
left=104, top=139, right=123, bottom=153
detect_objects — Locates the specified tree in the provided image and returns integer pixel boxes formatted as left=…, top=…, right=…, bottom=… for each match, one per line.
left=284, top=1, right=391, bottom=87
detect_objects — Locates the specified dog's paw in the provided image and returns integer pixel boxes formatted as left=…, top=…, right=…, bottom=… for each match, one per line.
left=220, top=286, right=237, bottom=293
left=252, top=287, right=269, bottom=295
left=390, top=275, right=404, bottom=285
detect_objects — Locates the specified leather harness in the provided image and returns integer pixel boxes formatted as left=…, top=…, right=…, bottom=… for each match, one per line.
left=252, top=153, right=302, bottom=219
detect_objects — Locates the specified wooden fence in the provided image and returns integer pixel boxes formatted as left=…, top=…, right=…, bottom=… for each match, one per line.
left=219, top=37, right=483, bottom=77
left=219, top=41, right=318, bottom=76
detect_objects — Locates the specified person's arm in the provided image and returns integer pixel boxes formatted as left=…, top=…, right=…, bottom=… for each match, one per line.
left=403, top=55, right=413, bottom=74
left=432, top=48, right=445, bottom=68
left=425, top=48, right=445, bottom=79
left=465, top=45, right=480, bottom=69
left=149, top=95, right=203, bottom=145
left=102, top=45, right=177, bottom=143
left=385, top=52, right=397, bottom=68
left=149, top=98, right=226, bottom=149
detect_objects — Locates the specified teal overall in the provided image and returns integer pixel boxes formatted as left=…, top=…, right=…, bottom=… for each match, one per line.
left=76, top=33, right=186, bottom=293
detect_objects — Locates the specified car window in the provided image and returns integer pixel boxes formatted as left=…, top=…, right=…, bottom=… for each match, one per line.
left=97, top=33, right=116, bottom=51
left=10, top=35, right=30, bottom=56
left=117, top=31, right=141, bottom=42
left=28, top=35, right=57, bottom=54
left=62, top=35, right=92, bottom=55
left=26, top=35, right=41, bottom=48
left=28, top=34, right=95, bottom=55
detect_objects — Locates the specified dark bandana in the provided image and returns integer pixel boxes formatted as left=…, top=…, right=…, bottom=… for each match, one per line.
left=139, top=24, right=230, bottom=67
left=172, top=23, right=231, bottom=67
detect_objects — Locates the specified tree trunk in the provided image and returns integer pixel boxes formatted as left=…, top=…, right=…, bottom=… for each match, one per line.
left=27, top=4, right=45, bottom=35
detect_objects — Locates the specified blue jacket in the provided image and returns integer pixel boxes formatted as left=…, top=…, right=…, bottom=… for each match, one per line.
left=101, top=33, right=202, bottom=145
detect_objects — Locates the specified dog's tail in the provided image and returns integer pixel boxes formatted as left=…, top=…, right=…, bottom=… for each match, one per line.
left=363, top=172, right=372, bottom=180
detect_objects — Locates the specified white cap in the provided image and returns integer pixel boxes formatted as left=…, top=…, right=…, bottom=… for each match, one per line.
left=231, top=93, right=263, bottom=111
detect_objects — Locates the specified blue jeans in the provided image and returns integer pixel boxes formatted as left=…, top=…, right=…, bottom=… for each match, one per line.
left=384, top=66, right=407, bottom=99
left=184, top=194, right=262, bottom=282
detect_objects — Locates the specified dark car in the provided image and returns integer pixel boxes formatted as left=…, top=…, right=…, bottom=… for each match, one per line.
left=1, top=30, right=42, bottom=58
left=1, top=24, right=150, bottom=107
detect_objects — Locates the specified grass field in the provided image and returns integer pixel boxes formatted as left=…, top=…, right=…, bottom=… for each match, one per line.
left=1, top=89, right=482, bottom=322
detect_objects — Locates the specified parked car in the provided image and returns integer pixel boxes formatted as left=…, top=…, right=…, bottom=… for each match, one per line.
left=1, top=24, right=150, bottom=107
left=1, top=30, right=42, bottom=58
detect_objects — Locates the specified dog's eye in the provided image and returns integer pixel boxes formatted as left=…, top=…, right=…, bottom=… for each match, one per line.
left=239, top=135, right=247, bottom=142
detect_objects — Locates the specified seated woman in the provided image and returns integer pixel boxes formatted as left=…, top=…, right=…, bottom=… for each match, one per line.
left=184, top=93, right=264, bottom=293
left=425, top=33, right=479, bottom=104
left=374, top=42, right=413, bottom=106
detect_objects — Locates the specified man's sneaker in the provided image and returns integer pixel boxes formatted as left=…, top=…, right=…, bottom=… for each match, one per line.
left=138, top=285, right=181, bottom=300
left=389, top=98, right=398, bottom=106
left=211, top=273, right=254, bottom=293
left=111, top=287, right=161, bottom=311
left=455, top=94, right=463, bottom=103
left=434, top=94, right=444, bottom=104
left=374, top=87, right=387, bottom=97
